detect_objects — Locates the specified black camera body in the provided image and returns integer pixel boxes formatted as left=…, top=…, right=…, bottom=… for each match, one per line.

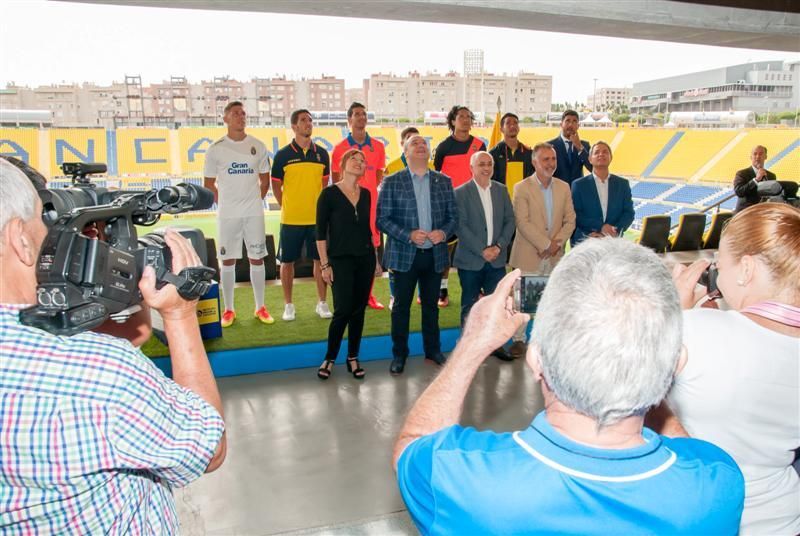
left=20, top=162, right=216, bottom=336
left=699, top=264, right=720, bottom=295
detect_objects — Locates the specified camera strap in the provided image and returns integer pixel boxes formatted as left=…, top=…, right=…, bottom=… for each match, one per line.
left=741, top=301, right=800, bottom=328
left=161, top=266, right=216, bottom=300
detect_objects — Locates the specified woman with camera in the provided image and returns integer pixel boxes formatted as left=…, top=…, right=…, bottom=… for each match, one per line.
left=661, top=203, right=800, bottom=535
left=315, top=149, right=381, bottom=380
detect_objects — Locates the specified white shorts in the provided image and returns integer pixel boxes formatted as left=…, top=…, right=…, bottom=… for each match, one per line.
left=218, top=215, right=267, bottom=260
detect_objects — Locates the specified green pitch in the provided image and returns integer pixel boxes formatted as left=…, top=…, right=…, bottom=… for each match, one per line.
left=137, top=210, right=638, bottom=358
left=141, top=274, right=463, bottom=357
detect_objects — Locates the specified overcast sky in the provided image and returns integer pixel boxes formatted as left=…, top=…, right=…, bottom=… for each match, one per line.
left=1, top=0, right=796, bottom=104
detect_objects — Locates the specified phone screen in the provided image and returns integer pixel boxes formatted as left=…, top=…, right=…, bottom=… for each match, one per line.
left=514, top=275, right=549, bottom=314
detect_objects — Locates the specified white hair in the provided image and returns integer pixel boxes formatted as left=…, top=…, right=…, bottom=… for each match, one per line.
left=0, top=158, right=39, bottom=235
left=530, top=238, right=682, bottom=427
left=469, top=150, right=493, bottom=167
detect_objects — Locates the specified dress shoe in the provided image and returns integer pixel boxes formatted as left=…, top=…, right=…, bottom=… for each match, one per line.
left=509, top=340, right=527, bottom=359
left=492, top=347, right=514, bottom=362
left=425, top=352, right=447, bottom=366
left=390, top=355, right=407, bottom=375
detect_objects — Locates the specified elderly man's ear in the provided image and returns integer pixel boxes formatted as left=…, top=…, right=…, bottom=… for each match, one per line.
left=526, top=342, right=544, bottom=381
left=4, top=218, right=38, bottom=267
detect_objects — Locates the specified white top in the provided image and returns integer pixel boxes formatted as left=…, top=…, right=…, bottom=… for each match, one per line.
left=669, top=308, right=800, bottom=535
left=593, top=172, right=609, bottom=221
left=203, top=134, right=270, bottom=219
left=473, top=179, right=493, bottom=247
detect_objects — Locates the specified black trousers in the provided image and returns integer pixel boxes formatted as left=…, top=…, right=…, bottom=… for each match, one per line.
left=325, top=250, right=375, bottom=361
left=391, top=249, right=441, bottom=359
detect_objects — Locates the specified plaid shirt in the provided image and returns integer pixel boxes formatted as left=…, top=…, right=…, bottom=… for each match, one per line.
left=0, top=304, right=224, bottom=535
left=376, top=168, right=458, bottom=273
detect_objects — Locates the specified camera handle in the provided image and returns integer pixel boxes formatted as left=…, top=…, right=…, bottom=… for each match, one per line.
left=160, top=266, right=216, bottom=301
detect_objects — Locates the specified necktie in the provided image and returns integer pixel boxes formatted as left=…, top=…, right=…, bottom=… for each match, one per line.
left=566, top=142, right=573, bottom=165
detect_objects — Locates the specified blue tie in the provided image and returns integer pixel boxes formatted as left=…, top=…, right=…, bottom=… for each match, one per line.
left=566, top=142, right=573, bottom=165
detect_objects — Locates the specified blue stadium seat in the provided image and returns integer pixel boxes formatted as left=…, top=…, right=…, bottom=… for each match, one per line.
left=631, top=181, right=673, bottom=200
left=633, top=203, right=673, bottom=230
left=664, top=185, right=721, bottom=204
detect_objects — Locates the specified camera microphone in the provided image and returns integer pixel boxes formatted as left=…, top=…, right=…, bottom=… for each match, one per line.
left=156, top=183, right=215, bottom=211
left=62, top=162, right=108, bottom=177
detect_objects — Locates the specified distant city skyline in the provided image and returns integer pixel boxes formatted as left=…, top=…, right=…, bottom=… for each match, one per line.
left=1, top=1, right=796, bottom=104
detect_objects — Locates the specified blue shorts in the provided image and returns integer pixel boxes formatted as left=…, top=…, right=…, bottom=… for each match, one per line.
left=278, top=224, right=319, bottom=262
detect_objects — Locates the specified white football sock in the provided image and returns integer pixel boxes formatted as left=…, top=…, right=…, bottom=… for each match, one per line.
left=221, top=264, right=236, bottom=311
left=250, top=263, right=266, bottom=310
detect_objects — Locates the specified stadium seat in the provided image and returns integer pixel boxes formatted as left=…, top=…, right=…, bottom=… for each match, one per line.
left=669, top=213, right=707, bottom=251
left=702, top=211, right=733, bottom=249
left=637, top=215, right=671, bottom=253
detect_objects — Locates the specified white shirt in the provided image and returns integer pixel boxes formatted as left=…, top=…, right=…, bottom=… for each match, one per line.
left=203, top=134, right=270, bottom=219
left=669, top=308, right=800, bottom=535
left=473, top=178, right=493, bottom=247
left=593, top=172, right=610, bottom=221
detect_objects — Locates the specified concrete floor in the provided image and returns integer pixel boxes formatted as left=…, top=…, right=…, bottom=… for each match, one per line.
left=175, top=353, right=545, bottom=535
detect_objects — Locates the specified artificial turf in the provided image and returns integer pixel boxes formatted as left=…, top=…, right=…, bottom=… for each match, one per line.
left=141, top=275, right=463, bottom=357
left=138, top=212, right=641, bottom=358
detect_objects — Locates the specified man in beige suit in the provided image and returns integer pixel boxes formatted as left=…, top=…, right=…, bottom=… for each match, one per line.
left=508, top=142, right=576, bottom=357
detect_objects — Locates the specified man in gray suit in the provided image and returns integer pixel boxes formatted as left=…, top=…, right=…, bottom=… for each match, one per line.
left=453, top=151, right=516, bottom=361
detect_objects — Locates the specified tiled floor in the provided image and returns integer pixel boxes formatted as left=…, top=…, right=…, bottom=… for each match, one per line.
left=175, top=353, right=544, bottom=535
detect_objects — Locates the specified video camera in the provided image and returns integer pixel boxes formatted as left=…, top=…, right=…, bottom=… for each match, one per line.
left=20, top=162, right=217, bottom=336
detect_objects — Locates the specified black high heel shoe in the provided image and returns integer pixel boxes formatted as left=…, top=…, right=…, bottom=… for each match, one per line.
left=317, top=359, right=334, bottom=380
left=346, top=357, right=365, bottom=379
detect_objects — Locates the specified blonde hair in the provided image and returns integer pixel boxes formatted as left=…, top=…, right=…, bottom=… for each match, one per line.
left=723, top=203, right=800, bottom=297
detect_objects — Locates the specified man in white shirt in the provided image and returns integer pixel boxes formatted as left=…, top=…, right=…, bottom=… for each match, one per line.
left=570, top=141, right=634, bottom=246
left=203, top=101, right=274, bottom=327
left=452, top=151, right=515, bottom=361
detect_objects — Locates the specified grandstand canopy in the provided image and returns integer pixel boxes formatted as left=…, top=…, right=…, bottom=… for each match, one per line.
left=66, top=0, right=800, bottom=52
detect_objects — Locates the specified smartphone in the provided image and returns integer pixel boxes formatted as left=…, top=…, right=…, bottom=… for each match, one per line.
left=514, top=274, right=549, bottom=314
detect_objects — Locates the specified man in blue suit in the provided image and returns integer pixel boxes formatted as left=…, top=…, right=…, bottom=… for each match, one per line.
left=377, top=135, right=458, bottom=374
left=571, top=141, right=634, bottom=247
left=548, top=110, right=592, bottom=186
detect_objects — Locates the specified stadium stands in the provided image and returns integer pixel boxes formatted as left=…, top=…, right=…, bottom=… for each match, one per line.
left=698, top=129, right=799, bottom=184
left=664, top=185, right=722, bottom=204
left=631, top=181, right=674, bottom=200
left=4, top=126, right=798, bottom=236
left=611, top=130, right=677, bottom=177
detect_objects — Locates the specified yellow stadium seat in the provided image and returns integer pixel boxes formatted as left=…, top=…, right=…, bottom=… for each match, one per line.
left=637, top=215, right=671, bottom=253
left=701, top=211, right=733, bottom=249
left=669, top=213, right=706, bottom=251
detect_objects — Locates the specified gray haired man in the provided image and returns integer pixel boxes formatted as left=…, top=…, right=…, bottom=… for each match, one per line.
left=393, top=238, right=744, bottom=534
left=453, top=150, right=515, bottom=360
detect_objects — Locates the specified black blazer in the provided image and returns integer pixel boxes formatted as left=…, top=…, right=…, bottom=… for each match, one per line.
left=733, top=167, right=777, bottom=212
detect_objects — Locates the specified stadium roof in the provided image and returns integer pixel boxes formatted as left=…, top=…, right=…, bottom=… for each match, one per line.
left=64, top=0, right=800, bottom=52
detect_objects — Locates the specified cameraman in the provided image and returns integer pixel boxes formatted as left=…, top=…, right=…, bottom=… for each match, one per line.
left=0, top=159, right=226, bottom=533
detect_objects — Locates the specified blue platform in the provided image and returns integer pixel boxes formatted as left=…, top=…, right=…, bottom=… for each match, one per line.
left=152, top=327, right=462, bottom=378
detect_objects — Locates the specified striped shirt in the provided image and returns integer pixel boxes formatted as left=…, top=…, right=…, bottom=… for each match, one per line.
left=0, top=304, right=224, bottom=534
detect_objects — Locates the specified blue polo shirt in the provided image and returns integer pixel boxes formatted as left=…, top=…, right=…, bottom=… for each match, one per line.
left=398, top=411, right=744, bottom=535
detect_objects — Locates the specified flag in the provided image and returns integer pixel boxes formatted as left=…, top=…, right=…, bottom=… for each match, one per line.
left=489, top=96, right=502, bottom=148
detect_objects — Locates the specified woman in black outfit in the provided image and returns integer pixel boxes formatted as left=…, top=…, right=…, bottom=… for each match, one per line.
left=316, top=148, right=381, bottom=380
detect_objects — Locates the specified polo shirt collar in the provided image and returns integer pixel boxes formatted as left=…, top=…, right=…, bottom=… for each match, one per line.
left=513, top=411, right=675, bottom=481
left=291, top=139, right=316, bottom=153
left=347, top=132, right=373, bottom=149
